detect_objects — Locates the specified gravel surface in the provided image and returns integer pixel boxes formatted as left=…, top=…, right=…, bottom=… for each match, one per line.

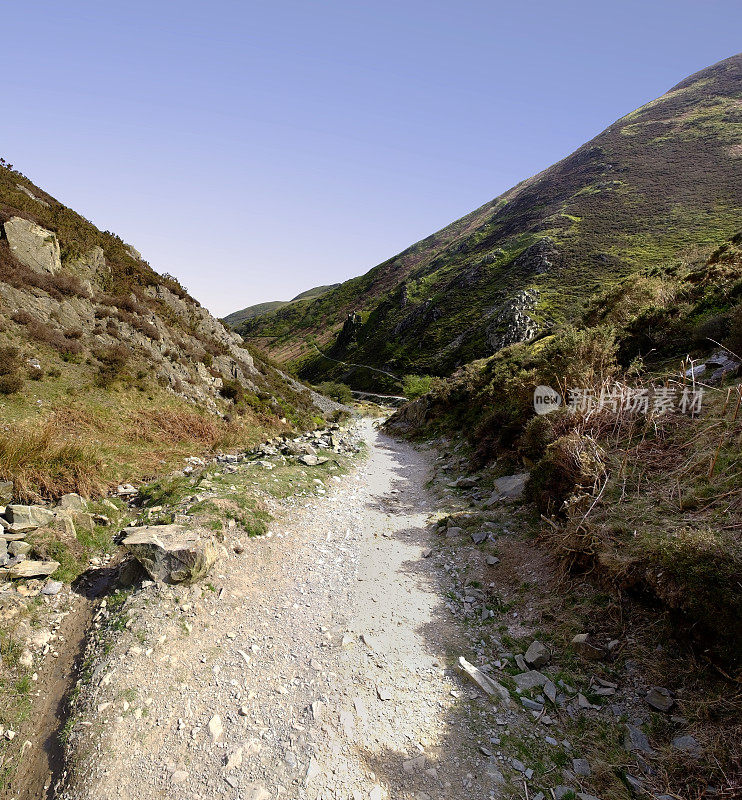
left=60, top=420, right=502, bottom=800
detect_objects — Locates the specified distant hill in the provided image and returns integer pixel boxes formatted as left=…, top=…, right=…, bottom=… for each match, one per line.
left=224, top=284, right=339, bottom=328
left=238, top=53, right=742, bottom=389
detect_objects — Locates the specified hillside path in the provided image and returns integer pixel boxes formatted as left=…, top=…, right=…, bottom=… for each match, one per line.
left=63, top=420, right=502, bottom=800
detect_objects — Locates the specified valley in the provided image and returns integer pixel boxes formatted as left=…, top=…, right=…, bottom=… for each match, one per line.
left=0, top=39, right=739, bottom=800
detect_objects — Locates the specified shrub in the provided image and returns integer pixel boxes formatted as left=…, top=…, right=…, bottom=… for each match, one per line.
left=0, top=420, right=104, bottom=501
left=526, top=432, right=606, bottom=516
left=11, top=310, right=35, bottom=326
left=0, top=373, right=23, bottom=394
left=0, top=346, right=21, bottom=375
left=131, top=317, right=160, bottom=341
left=220, top=379, right=244, bottom=403
left=540, top=325, right=618, bottom=386
left=519, top=414, right=557, bottom=464
left=316, top=381, right=353, bottom=404
left=402, top=374, right=434, bottom=400
left=95, top=344, right=131, bottom=387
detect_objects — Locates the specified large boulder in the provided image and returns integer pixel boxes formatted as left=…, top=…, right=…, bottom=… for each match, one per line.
left=57, top=493, right=87, bottom=511
left=5, top=505, right=55, bottom=532
left=8, top=559, right=60, bottom=579
left=3, top=217, right=61, bottom=274
left=122, top=524, right=220, bottom=584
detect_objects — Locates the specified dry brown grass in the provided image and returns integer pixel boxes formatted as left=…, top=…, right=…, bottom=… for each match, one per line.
left=537, top=374, right=742, bottom=669
left=0, top=419, right=106, bottom=501
left=0, top=390, right=285, bottom=501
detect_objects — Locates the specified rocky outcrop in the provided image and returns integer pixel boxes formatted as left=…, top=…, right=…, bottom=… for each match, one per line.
left=385, top=396, right=429, bottom=435
left=122, top=524, right=220, bottom=583
left=0, top=213, right=330, bottom=416
left=510, top=237, right=562, bottom=276
left=486, top=289, right=539, bottom=352
left=3, top=216, right=61, bottom=274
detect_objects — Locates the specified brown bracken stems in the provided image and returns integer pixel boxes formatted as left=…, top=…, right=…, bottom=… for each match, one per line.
left=722, top=386, right=732, bottom=416
left=708, top=436, right=724, bottom=479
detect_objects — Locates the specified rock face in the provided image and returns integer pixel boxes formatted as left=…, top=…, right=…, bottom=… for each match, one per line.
left=486, top=288, right=541, bottom=353
left=122, top=524, right=220, bottom=583
left=3, top=217, right=61, bottom=274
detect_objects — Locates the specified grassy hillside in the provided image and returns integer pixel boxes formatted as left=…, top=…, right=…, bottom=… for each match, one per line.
left=223, top=284, right=339, bottom=328
left=387, top=231, right=742, bottom=665
left=0, top=161, right=332, bottom=500
left=240, top=53, right=742, bottom=389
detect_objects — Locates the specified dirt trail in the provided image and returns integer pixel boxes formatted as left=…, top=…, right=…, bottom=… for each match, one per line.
left=60, top=420, right=504, bottom=800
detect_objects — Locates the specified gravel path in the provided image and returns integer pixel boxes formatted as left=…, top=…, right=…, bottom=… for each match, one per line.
left=61, top=420, right=500, bottom=800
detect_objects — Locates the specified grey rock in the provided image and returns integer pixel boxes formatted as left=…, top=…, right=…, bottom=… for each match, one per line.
left=449, top=476, right=479, bottom=489
left=471, top=530, right=488, bottom=545
left=645, top=687, right=674, bottom=712
left=487, top=289, right=540, bottom=351
left=8, top=541, right=32, bottom=557
left=298, top=454, right=328, bottom=466
left=5, top=505, right=55, bottom=532
left=525, top=640, right=550, bottom=668
left=8, top=560, right=60, bottom=579
left=521, top=698, right=544, bottom=711
left=0, top=482, right=13, bottom=503
left=486, top=555, right=500, bottom=566
left=513, top=670, right=549, bottom=690
left=672, top=735, right=701, bottom=757
left=42, top=580, right=63, bottom=595
left=705, top=351, right=740, bottom=385
left=684, top=364, right=706, bottom=379
left=572, top=758, right=591, bottom=776
left=57, top=493, right=87, bottom=511
left=446, top=526, right=464, bottom=537
left=493, top=473, right=530, bottom=500
left=624, top=724, right=655, bottom=755
left=571, top=633, right=606, bottom=661
left=122, top=524, right=220, bottom=583
left=458, top=656, right=512, bottom=704
left=554, top=787, right=575, bottom=800
left=3, top=217, right=61, bottom=274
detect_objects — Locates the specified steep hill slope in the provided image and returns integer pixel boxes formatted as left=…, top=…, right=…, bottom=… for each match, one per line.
left=0, top=161, right=334, bottom=499
left=240, top=53, right=742, bottom=389
left=223, top=284, right=339, bottom=328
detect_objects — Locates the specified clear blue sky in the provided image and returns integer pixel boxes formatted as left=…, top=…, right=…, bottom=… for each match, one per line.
left=2, top=1, right=740, bottom=316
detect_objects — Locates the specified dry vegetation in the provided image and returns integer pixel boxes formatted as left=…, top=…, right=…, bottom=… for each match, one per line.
left=0, top=391, right=288, bottom=502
